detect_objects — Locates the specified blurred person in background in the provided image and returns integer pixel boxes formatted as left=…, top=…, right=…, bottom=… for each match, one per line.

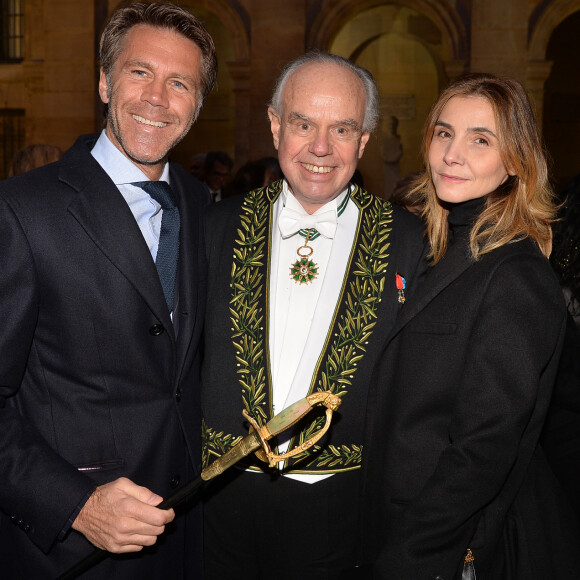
left=189, top=152, right=206, bottom=181
left=221, top=161, right=267, bottom=198
left=541, top=174, right=580, bottom=520
left=8, top=143, right=63, bottom=176
left=203, top=150, right=233, bottom=201
left=256, top=155, right=283, bottom=185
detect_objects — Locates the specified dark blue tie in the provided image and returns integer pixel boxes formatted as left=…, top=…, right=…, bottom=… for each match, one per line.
left=133, top=181, right=180, bottom=311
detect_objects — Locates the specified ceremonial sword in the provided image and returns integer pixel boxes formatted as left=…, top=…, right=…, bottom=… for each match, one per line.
left=58, top=390, right=341, bottom=579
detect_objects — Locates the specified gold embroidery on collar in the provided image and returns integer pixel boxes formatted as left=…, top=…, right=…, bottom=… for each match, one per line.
left=202, top=184, right=393, bottom=473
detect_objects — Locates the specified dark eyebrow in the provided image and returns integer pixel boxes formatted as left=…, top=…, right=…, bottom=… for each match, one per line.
left=287, top=112, right=361, bottom=130
left=435, top=119, right=498, bottom=139
left=287, top=112, right=310, bottom=122
left=469, top=126, right=498, bottom=139
left=125, top=59, right=152, bottom=71
left=125, top=59, right=197, bottom=87
left=337, top=119, right=361, bottom=129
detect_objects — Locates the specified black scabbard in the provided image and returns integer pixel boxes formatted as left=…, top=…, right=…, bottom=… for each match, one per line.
left=57, top=392, right=340, bottom=579
left=57, top=473, right=205, bottom=580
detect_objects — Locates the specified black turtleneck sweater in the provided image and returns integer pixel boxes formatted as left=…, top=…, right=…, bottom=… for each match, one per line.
left=446, top=196, right=486, bottom=246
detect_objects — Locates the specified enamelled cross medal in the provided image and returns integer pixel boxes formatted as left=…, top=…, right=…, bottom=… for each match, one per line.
left=288, top=191, right=349, bottom=285
left=290, top=229, right=318, bottom=284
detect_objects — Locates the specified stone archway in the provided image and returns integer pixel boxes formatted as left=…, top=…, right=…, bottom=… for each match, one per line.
left=527, top=0, right=580, bottom=127
left=308, top=0, right=467, bottom=197
left=308, top=0, right=467, bottom=66
left=529, top=0, right=579, bottom=61
left=176, top=1, right=251, bottom=169
left=185, top=0, right=249, bottom=62
left=529, top=3, right=580, bottom=191
left=103, top=0, right=250, bottom=61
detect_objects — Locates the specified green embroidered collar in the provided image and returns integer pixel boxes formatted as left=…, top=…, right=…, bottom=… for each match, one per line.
left=204, top=180, right=393, bottom=473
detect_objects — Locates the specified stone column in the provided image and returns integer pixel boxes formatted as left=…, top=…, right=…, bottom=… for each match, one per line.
left=444, top=60, right=468, bottom=83
left=382, top=116, right=403, bottom=198
left=249, top=0, right=307, bottom=158
left=227, top=60, right=252, bottom=167
left=470, top=0, right=528, bottom=81
left=526, top=60, right=553, bottom=128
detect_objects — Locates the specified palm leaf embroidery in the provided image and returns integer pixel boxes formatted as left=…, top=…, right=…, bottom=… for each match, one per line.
left=203, top=185, right=393, bottom=472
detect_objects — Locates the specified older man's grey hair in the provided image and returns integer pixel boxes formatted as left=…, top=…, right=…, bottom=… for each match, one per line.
left=268, top=52, right=380, bottom=134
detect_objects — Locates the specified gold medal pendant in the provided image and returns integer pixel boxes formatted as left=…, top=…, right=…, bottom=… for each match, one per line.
left=290, top=229, right=318, bottom=284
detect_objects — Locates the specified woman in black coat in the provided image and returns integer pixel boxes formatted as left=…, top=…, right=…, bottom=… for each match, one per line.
left=361, top=73, right=580, bottom=579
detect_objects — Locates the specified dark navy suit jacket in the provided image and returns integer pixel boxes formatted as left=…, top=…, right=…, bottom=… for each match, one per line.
left=0, top=135, right=208, bottom=578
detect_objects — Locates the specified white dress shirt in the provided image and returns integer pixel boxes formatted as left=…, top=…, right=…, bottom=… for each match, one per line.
left=268, top=180, right=358, bottom=483
left=90, top=130, right=171, bottom=262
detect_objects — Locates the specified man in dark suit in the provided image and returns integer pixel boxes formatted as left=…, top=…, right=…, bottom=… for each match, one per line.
left=202, top=52, right=427, bottom=579
left=202, top=151, right=233, bottom=201
left=0, top=3, right=216, bottom=578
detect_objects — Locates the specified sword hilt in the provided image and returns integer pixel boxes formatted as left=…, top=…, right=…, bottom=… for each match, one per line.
left=246, top=391, right=341, bottom=468
left=58, top=392, right=341, bottom=579
left=201, top=391, right=341, bottom=480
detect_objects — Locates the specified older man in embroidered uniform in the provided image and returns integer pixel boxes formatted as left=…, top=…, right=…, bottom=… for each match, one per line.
left=202, top=52, right=426, bottom=578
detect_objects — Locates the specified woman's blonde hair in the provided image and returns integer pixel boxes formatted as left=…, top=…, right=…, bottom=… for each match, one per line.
left=412, top=73, right=556, bottom=263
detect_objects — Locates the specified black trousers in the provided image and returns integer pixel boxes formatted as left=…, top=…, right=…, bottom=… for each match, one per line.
left=203, top=467, right=366, bottom=580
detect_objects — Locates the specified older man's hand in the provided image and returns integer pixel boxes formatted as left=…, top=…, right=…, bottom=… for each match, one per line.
left=72, top=477, right=174, bottom=553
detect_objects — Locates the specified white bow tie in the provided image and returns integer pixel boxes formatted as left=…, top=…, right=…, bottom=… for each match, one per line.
left=278, top=206, right=338, bottom=239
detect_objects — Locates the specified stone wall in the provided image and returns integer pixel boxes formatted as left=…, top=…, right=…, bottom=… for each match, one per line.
left=1, top=0, right=578, bottom=191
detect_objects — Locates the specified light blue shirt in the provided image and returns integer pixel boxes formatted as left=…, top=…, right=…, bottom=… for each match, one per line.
left=90, top=130, right=171, bottom=261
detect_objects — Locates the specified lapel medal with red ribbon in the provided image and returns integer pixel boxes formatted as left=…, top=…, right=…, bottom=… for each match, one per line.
left=396, top=273, right=406, bottom=304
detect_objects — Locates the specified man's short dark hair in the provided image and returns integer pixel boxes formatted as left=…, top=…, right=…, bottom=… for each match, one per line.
left=100, top=2, right=217, bottom=113
left=204, top=151, right=234, bottom=172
